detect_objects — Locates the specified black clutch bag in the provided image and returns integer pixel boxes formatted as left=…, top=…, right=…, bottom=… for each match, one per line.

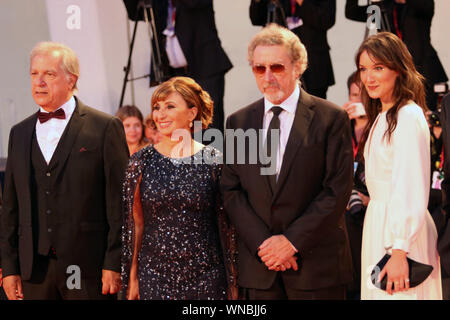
left=371, top=254, right=433, bottom=290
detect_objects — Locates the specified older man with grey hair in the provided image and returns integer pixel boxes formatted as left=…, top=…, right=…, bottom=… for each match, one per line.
left=220, top=24, right=354, bottom=299
left=0, top=42, right=129, bottom=300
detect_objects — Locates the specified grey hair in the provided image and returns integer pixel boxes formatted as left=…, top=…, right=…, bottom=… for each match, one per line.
left=30, top=41, right=80, bottom=92
left=248, top=23, right=308, bottom=75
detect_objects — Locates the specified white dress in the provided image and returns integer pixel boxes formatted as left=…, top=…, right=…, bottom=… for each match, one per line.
left=361, top=103, right=442, bottom=300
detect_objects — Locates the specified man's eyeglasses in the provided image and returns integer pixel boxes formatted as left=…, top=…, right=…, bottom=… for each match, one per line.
left=252, top=63, right=285, bottom=75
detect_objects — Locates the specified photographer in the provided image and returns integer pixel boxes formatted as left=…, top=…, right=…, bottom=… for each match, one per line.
left=342, top=72, right=368, bottom=300
left=0, top=181, right=7, bottom=300
left=122, top=0, right=232, bottom=133
left=342, top=72, right=368, bottom=158
left=439, top=93, right=450, bottom=299
left=249, top=0, right=336, bottom=99
left=345, top=0, right=448, bottom=111
left=427, top=108, right=444, bottom=244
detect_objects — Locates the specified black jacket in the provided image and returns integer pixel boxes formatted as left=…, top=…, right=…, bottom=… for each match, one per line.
left=0, top=98, right=129, bottom=280
left=220, top=88, right=353, bottom=290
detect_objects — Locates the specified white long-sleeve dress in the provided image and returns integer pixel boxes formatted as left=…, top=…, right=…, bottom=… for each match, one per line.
left=361, top=103, right=442, bottom=300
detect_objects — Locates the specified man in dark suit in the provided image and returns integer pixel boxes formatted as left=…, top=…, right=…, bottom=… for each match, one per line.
left=220, top=24, right=353, bottom=299
left=0, top=184, right=6, bottom=300
left=123, top=0, right=233, bottom=133
left=345, top=0, right=448, bottom=111
left=0, top=42, right=129, bottom=300
left=438, top=92, right=450, bottom=299
left=249, top=0, right=336, bottom=99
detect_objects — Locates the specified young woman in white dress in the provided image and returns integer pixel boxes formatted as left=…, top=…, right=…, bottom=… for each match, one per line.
left=356, top=32, right=442, bottom=300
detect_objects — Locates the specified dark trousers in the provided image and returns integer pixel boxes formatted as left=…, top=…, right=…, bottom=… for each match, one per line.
left=345, top=210, right=365, bottom=300
left=443, top=277, right=450, bottom=300
left=244, top=274, right=346, bottom=300
left=22, top=254, right=114, bottom=300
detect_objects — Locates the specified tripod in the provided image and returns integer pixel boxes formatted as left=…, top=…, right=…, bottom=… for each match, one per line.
left=266, top=0, right=287, bottom=27
left=119, top=0, right=166, bottom=109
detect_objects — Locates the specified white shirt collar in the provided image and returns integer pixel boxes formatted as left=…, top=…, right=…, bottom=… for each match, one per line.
left=38, top=95, right=76, bottom=118
left=264, top=84, right=300, bottom=116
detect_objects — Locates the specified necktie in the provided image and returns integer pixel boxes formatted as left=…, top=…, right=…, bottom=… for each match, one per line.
left=37, top=108, right=66, bottom=123
left=265, top=106, right=283, bottom=192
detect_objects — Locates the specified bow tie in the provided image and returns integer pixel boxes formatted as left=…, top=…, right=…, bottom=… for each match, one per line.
left=37, top=108, right=66, bottom=123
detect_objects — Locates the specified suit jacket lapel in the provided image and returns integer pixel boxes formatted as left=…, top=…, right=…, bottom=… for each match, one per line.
left=48, top=97, right=85, bottom=173
left=18, top=114, right=38, bottom=225
left=272, top=88, right=315, bottom=200
left=251, top=100, right=274, bottom=198
left=251, top=100, right=264, bottom=132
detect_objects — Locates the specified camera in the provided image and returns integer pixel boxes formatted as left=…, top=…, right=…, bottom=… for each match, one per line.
left=435, top=82, right=449, bottom=110
left=348, top=160, right=368, bottom=216
left=348, top=190, right=364, bottom=216
left=427, top=82, right=449, bottom=127
left=429, top=111, right=441, bottom=127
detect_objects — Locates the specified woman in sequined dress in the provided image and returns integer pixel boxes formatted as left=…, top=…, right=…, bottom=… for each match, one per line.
left=121, top=77, right=237, bottom=300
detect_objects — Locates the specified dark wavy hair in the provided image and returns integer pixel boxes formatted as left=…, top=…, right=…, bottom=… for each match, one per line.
left=355, top=32, right=427, bottom=154
left=116, top=105, right=144, bottom=123
left=115, top=105, right=146, bottom=146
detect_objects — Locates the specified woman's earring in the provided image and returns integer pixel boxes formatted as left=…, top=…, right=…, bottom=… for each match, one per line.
left=189, top=121, right=193, bottom=128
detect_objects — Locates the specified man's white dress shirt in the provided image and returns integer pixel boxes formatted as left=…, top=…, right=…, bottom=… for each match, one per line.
left=263, top=85, right=300, bottom=180
left=35, top=96, right=76, bottom=164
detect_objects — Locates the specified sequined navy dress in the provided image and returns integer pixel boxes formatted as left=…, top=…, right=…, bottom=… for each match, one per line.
left=121, top=145, right=237, bottom=300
